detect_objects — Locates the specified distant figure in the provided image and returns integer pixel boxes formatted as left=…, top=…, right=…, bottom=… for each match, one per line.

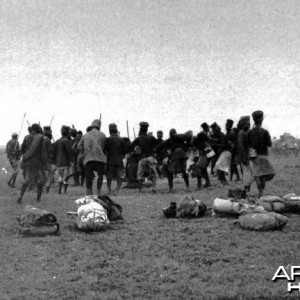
left=155, top=130, right=167, bottom=178
left=193, top=122, right=212, bottom=188
left=70, top=127, right=80, bottom=186
left=17, top=124, right=47, bottom=204
left=137, top=156, right=158, bottom=193
left=187, top=156, right=203, bottom=189
left=104, top=123, right=127, bottom=195
left=43, top=126, right=56, bottom=193
left=209, top=122, right=220, bottom=175
left=211, top=123, right=231, bottom=185
left=248, top=110, right=275, bottom=198
left=53, top=125, right=73, bottom=194
left=237, top=116, right=254, bottom=192
left=156, top=129, right=191, bottom=192
left=74, top=130, right=84, bottom=186
left=6, top=133, right=21, bottom=188
left=226, top=119, right=241, bottom=181
left=78, top=119, right=107, bottom=195
left=131, top=122, right=157, bottom=160
left=127, top=122, right=156, bottom=188
left=20, top=127, right=33, bottom=157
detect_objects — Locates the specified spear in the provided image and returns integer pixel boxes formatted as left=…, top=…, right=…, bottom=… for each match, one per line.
left=126, top=120, right=130, bottom=140
left=15, top=113, right=26, bottom=150
left=99, top=113, right=102, bottom=130
left=50, top=115, right=55, bottom=126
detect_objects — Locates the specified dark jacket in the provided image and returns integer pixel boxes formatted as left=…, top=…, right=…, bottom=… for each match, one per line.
left=157, top=134, right=191, bottom=160
left=210, top=132, right=231, bottom=154
left=6, top=139, right=20, bottom=160
left=53, top=137, right=73, bottom=168
left=21, top=134, right=33, bottom=156
left=194, top=131, right=211, bottom=152
left=248, top=127, right=272, bottom=156
left=131, top=134, right=157, bottom=159
left=44, top=136, right=55, bottom=165
left=105, top=136, right=127, bottom=166
left=21, top=133, right=47, bottom=169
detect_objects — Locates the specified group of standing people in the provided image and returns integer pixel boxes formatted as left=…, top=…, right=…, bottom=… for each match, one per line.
left=5, top=110, right=275, bottom=203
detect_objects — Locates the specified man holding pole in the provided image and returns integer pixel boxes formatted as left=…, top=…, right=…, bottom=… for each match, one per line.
left=6, top=133, right=21, bottom=188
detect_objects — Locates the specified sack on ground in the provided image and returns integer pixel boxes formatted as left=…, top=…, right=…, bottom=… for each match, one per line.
left=257, top=195, right=286, bottom=213
left=75, top=195, right=123, bottom=221
left=97, top=195, right=123, bottom=221
left=283, top=193, right=300, bottom=213
left=212, top=198, right=242, bottom=216
left=236, top=212, right=288, bottom=231
left=17, top=205, right=59, bottom=234
left=162, top=202, right=177, bottom=218
left=76, top=201, right=109, bottom=231
left=213, top=198, right=265, bottom=216
left=176, top=194, right=206, bottom=218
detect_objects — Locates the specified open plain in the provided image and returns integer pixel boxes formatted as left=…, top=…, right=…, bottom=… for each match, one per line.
left=1, top=150, right=300, bottom=300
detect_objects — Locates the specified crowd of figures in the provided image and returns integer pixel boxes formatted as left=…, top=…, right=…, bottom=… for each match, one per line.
left=5, top=110, right=275, bottom=204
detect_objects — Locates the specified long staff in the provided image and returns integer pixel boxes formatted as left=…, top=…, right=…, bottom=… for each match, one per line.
left=99, top=113, right=102, bottom=130
left=48, top=116, right=56, bottom=142
left=50, top=115, right=55, bottom=126
left=15, top=113, right=26, bottom=150
left=126, top=120, right=130, bottom=140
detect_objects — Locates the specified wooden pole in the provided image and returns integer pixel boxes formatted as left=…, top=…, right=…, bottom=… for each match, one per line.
left=15, top=113, right=26, bottom=150
left=50, top=115, right=55, bottom=126
left=126, top=120, right=130, bottom=140
left=133, top=127, right=136, bottom=139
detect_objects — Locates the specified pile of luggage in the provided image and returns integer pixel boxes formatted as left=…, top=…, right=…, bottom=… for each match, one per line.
left=74, top=195, right=123, bottom=231
left=162, top=189, right=300, bottom=231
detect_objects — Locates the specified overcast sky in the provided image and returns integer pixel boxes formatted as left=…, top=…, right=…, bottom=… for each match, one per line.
left=1, top=0, right=300, bottom=145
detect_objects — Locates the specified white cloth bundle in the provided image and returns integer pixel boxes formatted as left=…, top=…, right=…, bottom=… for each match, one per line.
left=75, top=195, right=99, bottom=205
left=76, top=198, right=110, bottom=231
left=212, top=198, right=265, bottom=216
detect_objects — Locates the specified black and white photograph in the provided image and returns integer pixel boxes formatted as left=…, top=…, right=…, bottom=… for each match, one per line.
left=1, top=1, right=300, bottom=299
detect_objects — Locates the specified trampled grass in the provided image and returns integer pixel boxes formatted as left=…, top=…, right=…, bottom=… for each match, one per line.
left=1, top=151, right=300, bottom=299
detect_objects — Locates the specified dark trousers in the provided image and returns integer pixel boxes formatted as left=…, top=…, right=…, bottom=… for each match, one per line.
left=84, top=161, right=106, bottom=193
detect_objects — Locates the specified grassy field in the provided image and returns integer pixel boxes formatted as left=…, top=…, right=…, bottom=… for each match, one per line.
left=1, top=150, right=300, bottom=300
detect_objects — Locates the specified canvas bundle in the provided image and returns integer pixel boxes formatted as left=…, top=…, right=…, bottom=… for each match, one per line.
left=283, top=193, right=300, bottom=213
left=17, top=205, right=59, bottom=234
left=235, top=212, right=288, bottom=231
left=212, top=198, right=242, bottom=216
left=74, top=195, right=123, bottom=231
left=76, top=201, right=109, bottom=231
left=213, top=198, right=265, bottom=217
left=256, top=195, right=286, bottom=213
left=175, top=194, right=207, bottom=218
